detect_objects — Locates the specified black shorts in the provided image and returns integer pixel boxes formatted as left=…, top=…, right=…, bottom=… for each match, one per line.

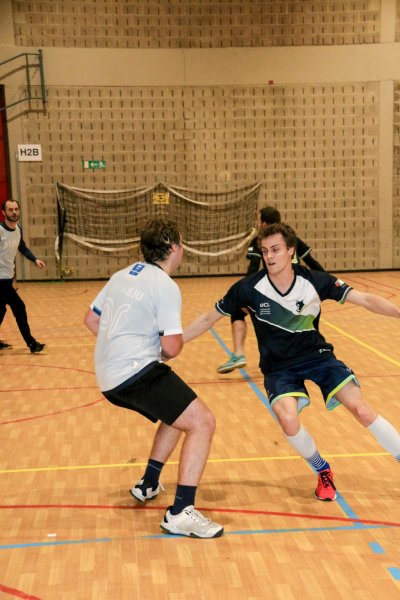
left=102, top=362, right=197, bottom=425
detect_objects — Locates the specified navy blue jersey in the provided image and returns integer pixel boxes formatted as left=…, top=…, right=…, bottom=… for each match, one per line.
left=216, top=265, right=352, bottom=374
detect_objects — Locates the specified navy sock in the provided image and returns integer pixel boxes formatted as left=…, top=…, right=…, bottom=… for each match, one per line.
left=142, top=459, right=164, bottom=488
left=170, top=484, right=197, bottom=515
left=307, top=451, right=330, bottom=473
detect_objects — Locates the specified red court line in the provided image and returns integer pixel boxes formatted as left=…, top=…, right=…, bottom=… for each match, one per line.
left=348, top=275, right=400, bottom=293
left=0, top=398, right=104, bottom=426
left=0, top=386, right=98, bottom=393
left=0, top=503, right=399, bottom=528
left=0, top=585, right=42, bottom=600
left=0, top=363, right=95, bottom=375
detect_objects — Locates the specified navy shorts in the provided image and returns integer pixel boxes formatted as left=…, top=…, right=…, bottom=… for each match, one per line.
left=103, top=362, right=197, bottom=425
left=264, top=355, right=359, bottom=412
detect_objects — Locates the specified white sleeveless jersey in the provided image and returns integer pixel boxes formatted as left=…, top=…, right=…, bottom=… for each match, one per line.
left=0, top=224, right=21, bottom=279
left=90, top=262, right=182, bottom=391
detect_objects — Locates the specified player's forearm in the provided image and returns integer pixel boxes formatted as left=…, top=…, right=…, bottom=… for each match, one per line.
left=183, top=310, right=222, bottom=342
left=364, top=294, right=400, bottom=318
left=350, top=290, right=400, bottom=318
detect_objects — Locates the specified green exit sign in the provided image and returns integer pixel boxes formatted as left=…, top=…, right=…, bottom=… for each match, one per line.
left=82, top=160, right=106, bottom=170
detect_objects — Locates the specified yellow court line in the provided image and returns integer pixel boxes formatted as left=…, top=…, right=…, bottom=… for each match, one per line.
left=0, top=451, right=389, bottom=475
left=322, top=319, right=400, bottom=369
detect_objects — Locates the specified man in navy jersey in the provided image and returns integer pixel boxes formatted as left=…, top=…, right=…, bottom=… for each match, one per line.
left=217, top=205, right=325, bottom=374
left=0, top=199, right=46, bottom=353
left=84, top=219, right=223, bottom=538
left=183, top=223, right=400, bottom=501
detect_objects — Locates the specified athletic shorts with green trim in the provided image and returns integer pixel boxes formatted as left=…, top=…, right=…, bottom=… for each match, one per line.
left=264, top=354, right=359, bottom=412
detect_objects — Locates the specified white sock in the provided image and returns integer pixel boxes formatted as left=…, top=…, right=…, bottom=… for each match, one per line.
left=285, top=426, right=317, bottom=460
left=286, top=426, right=330, bottom=471
left=367, top=415, right=400, bottom=460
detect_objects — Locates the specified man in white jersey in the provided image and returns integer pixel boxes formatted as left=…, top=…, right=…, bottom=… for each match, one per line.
left=183, top=223, right=400, bottom=502
left=84, top=219, right=223, bottom=539
left=0, top=199, right=46, bottom=353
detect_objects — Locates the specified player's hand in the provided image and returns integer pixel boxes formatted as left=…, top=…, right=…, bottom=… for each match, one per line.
left=35, top=259, right=46, bottom=269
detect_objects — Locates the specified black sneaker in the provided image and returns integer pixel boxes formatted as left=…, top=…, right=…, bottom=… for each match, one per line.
left=0, top=340, right=12, bottom=349
left=29, top=341, right=46, bottom=354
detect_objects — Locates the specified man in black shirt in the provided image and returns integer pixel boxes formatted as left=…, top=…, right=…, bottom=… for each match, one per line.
left=184, top=223, right=400, bottom=502
left=217, top=205, right=324, bottom=373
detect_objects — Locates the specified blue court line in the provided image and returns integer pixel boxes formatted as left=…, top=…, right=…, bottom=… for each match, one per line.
left=0, top=537, right=112, bottom=550
left=145, top=522, right=388, bottom=540
left=388, top=567, right=400, bottom=581
left=368, top=542, right=400, bottom=582
left=0, top=523, right=391, bottom=548
left=369, top=542, right=385, bottom=554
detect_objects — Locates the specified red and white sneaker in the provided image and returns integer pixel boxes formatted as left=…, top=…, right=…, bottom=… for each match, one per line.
left=315, top=468, right=337, bottom=501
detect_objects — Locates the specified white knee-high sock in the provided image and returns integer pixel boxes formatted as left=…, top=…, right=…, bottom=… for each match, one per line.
left=286, top=426, right=330, bottom=472
left=367, top=415, right=400, bottom=460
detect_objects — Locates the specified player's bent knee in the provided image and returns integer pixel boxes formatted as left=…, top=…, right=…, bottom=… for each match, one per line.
left=275, top=412, right=300, bottom=435
left=354, top=405, right=377, bottom=427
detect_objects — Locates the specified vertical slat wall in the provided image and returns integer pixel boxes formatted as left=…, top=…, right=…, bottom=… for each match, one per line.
left=3, top=0, right=390, bottom=278
left=22, top=83, right=378, bottom=278
left=12, top=1, right=380, bottom=49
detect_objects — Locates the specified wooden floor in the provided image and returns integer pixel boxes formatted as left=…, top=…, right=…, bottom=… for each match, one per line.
left=1, top=272, right=400, bottom=599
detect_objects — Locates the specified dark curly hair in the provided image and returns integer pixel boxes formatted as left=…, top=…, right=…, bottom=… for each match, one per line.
left=259, top=205, right=281, bottom=225
left=140, top=219, right=181, bottom=262
left=260, top=222, right=297, bottom=250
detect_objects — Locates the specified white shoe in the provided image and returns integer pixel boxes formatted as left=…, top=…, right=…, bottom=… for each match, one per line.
left=130, top=479, right=164, bottom=502
left=161, top=505, right=223, bottom=538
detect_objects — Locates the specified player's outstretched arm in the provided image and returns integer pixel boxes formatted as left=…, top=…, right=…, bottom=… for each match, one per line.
left=346, top=289, right=400, bottom=318
left=183, top=308, right=223, bottom=343
left=84, top=308, right=100, bottom=336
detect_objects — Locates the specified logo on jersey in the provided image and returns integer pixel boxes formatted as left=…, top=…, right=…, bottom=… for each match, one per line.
left=129, top=263, right=145, bottom=277
left=296, top=300, right=305, bottom=313
left=259, top=302, right=271, bottom=315
left=335, top=278, right=346, bottom=287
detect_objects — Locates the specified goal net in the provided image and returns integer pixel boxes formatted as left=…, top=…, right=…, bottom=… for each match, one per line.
left=55, top=181, right=262, bottom=262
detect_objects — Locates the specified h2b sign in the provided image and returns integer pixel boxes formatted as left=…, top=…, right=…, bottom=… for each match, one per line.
left=17, top=144, right=42, bottom=162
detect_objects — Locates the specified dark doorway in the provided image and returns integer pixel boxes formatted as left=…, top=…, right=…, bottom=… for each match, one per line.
left=0, top=85, right=12, bottom=221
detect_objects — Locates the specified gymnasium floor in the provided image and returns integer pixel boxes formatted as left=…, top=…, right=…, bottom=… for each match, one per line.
left=1, top=272, right=400, bottom=599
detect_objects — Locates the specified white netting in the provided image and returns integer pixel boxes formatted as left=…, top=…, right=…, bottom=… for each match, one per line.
left=55, top=181, right=262, bottom=261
